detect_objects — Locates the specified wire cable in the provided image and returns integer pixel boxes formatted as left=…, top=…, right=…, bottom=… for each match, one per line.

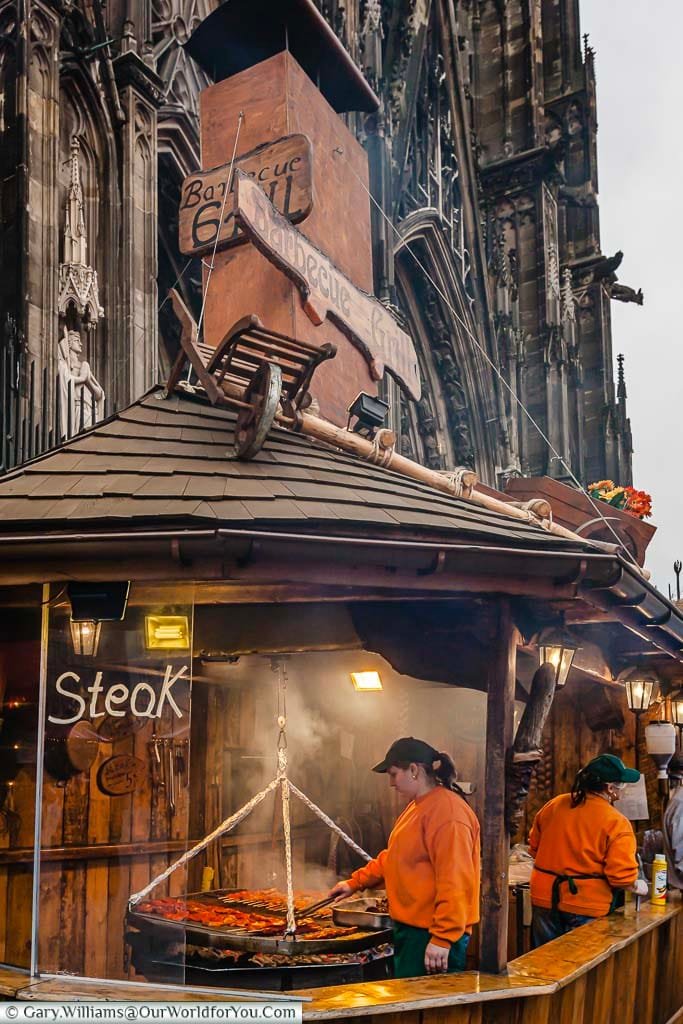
left=158, top=259, right=194, bottom=314
left=182, top=111, right=245, bottom=385
left=196, top=110, right=244, bottom=342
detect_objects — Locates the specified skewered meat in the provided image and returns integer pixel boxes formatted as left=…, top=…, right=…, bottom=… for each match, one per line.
left=135, top=891, right=354, bottom=938
left=178, top=944, right=392, bottom=968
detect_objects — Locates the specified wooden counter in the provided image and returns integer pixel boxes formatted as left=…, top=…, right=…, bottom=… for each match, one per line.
left=294, top=897, right=682, bottom=1023
left=0, top=898, right=679, bottom=1024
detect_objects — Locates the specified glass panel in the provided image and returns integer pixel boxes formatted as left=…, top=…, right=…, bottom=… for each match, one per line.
left=162, top=602, right=488, bottom=990
left=0, top=586, right=42, bottom=969
left=39, top=583, right=193, bottom=985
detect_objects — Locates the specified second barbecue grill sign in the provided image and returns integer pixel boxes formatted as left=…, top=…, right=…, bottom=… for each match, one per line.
left=178, top=134, right=313, bottom=257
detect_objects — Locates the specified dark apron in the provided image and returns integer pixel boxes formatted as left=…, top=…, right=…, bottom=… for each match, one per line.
left=533, top=864, right=618, bottom=921
left=392, top=921, right=470, bottom=978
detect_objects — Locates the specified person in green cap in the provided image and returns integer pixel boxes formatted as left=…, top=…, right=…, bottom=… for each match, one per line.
left=528, top=753, right=648, bottom=946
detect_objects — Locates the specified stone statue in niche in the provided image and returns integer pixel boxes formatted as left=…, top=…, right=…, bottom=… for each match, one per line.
left=57, top=326, right=105, bottom=437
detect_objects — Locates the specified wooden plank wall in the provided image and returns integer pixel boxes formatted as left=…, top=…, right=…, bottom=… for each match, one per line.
left=35, top=687, right=190, bottom=979
left=0, top=611, right=41, bottom=970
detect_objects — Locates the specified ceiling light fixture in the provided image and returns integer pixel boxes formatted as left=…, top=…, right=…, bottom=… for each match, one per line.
left=350, top=671, right=383, bottom=692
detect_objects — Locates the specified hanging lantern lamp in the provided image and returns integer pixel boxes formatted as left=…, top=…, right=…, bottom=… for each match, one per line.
left=538, top=628, right=579, bottom=688
left=622, top=668, right=657, bottom=716
left=70, top=619, right=101, bottom=657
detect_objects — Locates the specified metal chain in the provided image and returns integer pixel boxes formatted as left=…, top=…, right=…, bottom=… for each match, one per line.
left=272, top=657, right=296, bottom=933
left=131, top=654, right=370, bottom=926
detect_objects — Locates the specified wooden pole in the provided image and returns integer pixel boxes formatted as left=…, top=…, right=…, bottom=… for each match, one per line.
left=505, top=664, right=557, bottom=834
left=480, top=599, right=518, bottom=973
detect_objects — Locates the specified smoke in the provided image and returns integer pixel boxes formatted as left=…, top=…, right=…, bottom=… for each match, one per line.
left=192, top=646, right=489, bottom=891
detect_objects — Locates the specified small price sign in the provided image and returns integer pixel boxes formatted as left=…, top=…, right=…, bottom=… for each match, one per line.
left=97, top=754, right=146, bottom=796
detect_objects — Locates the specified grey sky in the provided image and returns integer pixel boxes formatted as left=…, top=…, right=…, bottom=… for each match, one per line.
left=579, top=0, right=683, bottom=593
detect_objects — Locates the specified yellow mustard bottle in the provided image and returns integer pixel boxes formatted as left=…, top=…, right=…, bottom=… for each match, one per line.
left=650, top=854, right=667, bottom=905
left=200, top=866, right=215, bottom=892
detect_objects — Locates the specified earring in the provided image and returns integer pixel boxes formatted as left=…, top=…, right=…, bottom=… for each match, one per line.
left=411, top=771, right=417, bottom=779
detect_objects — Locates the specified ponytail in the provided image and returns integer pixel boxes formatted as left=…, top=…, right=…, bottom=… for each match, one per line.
left=392, top=745, right=469, bottom=800
left=431, top=751, right=469, bottom=800
left=431, top=751, right=457, bottom=789
left=571, top=766, right=608, bottom=807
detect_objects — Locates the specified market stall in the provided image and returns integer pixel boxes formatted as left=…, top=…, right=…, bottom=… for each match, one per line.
left=0, top=386, right=682, bottom=1002
left=0, top=2, right=681, bottom=1016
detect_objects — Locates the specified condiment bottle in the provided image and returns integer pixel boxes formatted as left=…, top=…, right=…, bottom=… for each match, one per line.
left=650, top=854, right=667, bottom=905
left=201, top=866, right=215, bottom=892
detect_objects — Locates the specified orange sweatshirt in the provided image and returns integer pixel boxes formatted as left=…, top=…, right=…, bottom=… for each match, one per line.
left=529, top=793, right=638, bottom=917
left=346, top=786, right=480, bottom=948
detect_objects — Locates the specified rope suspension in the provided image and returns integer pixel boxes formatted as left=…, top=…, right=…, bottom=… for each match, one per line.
left=129, top=656, right=371, bottom=932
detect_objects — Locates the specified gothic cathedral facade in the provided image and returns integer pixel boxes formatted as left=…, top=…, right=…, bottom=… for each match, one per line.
left=0, top=0, right=638, bottom=488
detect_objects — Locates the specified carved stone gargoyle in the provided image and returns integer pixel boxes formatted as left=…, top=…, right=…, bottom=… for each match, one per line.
left=505, top=663, right=556, bottom=834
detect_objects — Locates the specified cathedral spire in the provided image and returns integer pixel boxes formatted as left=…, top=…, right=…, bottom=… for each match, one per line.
left=64, top=138, right=87, bottom=267
left=617, top=352, right=627, bottom=401
left=58, top=136, right=104, bottom=329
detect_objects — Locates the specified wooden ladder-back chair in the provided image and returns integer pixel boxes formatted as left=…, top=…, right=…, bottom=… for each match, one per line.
left=165, top=289, right=336, bottom=458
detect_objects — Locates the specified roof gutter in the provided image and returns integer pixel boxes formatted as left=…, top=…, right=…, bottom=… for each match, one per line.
left=0, top=523, right=614, bottom=560
left=580, top=559, right=683, bottom=661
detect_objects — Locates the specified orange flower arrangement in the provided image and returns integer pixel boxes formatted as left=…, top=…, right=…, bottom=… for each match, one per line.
left=587, top=480, right=653, bottom=520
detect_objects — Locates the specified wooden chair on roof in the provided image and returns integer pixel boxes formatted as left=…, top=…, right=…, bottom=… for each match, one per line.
left=165, top=288, right=336, bottom=458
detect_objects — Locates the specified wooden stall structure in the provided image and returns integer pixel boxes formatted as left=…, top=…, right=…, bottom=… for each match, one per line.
left=0, top=389, right=681, bottom=1008
left=0, top=0, right=681, bottom=1015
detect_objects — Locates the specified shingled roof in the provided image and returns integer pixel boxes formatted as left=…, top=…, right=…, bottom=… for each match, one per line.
left=0, top=387, right=594, bottom=550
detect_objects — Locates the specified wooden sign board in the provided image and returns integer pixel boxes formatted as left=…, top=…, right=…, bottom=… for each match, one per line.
left=235, top=170, right=422, bottom=401
left=97, top=754, right=146, bottom=796
left=179, top=134, right=313, bottom=257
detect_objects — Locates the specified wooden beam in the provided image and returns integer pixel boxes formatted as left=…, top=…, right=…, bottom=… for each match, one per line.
left=0, top=554, right=578, bottom=600
left=0, top=823, right=321, bottom=866
left=480, top=599, right=518, bottom=973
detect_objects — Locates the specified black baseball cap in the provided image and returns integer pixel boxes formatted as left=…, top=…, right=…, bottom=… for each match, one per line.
left=585, top=754, right=640, bottom=784
left=372, top=737, right=438, bottom=773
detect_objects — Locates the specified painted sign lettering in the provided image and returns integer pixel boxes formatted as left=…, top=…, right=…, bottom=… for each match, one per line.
left=179, top=134, right=313, bottom=257
left=235, top=171, right=422, bottom=401
left=97, top=755, right=146, bottom=796
left=47, top=664, right=189, bottom=725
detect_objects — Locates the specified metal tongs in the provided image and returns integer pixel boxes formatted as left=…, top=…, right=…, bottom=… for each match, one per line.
left=296, top=894, right=337, bottom=920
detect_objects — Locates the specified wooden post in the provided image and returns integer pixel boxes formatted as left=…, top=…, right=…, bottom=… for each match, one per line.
left=480, top=598, right=518, bottom=973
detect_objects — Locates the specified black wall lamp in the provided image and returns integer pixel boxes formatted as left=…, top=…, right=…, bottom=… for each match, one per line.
left=347, top=392, right=389, bottom=438
left=622, top=667, right=658, bottom=717
left=66, top=582, right=130, bottom=657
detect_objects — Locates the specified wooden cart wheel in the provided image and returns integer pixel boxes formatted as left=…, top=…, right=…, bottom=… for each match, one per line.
left=234, top=361, right=282, bottom=459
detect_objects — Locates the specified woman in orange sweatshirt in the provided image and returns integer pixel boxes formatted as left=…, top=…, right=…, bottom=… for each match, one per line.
left=529, top=753, right=648, bottom=947
left=328, top=737, right=480, bottom=978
